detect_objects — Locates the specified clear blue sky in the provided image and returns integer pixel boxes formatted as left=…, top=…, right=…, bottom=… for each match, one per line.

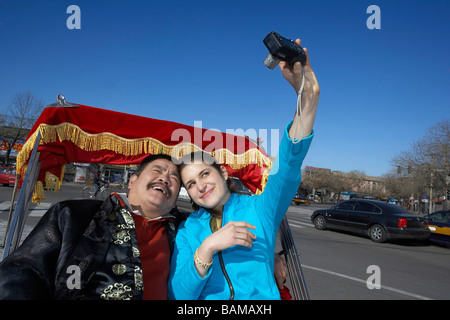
left=0, top=0, right=448, bottom=177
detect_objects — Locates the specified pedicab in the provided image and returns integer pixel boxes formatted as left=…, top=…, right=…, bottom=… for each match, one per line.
left=1, top=95, right=309, bottom=300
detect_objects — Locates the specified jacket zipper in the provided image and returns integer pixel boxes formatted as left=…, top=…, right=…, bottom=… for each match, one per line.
left=218, top=251, right=234, bottom=300
left=210, top=207, right=234, bottom=300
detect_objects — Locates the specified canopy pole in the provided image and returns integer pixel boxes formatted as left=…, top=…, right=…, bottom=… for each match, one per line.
left=279, top=215, right=310, bottom=300
left=1, top=173, right=21, bottom=248
left=2, top=132, right=42, bottom=260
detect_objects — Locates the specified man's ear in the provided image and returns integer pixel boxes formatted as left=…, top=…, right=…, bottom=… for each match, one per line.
left=128, top=174, right=137, bottom=190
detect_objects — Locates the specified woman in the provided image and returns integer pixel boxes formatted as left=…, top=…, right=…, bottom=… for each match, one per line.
left=168, top=38, right=320, bottom=300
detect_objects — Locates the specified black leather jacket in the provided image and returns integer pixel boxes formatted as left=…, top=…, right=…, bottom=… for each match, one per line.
left=0, top=195, right=185, bottom=300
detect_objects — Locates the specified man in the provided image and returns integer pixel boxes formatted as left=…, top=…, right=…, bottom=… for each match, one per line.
left=0, top=154, right=184, bottom=299
left=0, top=154, right=286, bottom=299
left=92, top=169, right=104, bottom=198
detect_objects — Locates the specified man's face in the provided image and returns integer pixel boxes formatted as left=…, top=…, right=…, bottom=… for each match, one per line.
left=127, top=159, right=180, bottom=219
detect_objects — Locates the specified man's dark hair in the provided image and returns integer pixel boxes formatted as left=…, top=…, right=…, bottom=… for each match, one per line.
left=134, top=154, right=174, bottom=177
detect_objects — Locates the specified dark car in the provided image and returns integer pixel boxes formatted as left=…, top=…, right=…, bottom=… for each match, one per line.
left=229, top=177, right=252, bottom=196
left=0, top=167, right=22, bottom=187
left=424, top=210, right=450, bottom=246
left=311, top=199, right=430, bottom=243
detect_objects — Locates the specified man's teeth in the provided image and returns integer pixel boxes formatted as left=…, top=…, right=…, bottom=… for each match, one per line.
left=152, top=186, right=166, bottom=194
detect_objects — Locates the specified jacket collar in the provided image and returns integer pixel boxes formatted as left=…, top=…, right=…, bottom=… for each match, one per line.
left=113, top=192, right=175, bottom=221
left=197, top=192, right=239, bottom=217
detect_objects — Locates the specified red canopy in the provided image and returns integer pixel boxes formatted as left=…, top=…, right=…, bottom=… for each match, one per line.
left=17, top=104, right=272, bottom=203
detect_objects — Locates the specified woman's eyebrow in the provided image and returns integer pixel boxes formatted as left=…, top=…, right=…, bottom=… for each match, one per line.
left=184, top=168, right=209, bottom=186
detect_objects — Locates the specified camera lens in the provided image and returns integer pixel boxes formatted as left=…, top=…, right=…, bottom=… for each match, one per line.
left=264, top=54, right=280, bottom=69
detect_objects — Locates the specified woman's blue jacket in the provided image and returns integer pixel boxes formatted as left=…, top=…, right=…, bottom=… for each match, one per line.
left=168, top=122, right=313, bottom=300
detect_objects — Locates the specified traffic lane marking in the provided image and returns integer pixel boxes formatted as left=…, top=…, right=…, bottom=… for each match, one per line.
left=302, top=264, right=433, bottom=300
left=28, top=202, right=52, bottom=217
left=0, top=201, right=52, bottom=218
left=289, top=221, right=313, bottom=228
left=0, top=201, right=13, bottom=211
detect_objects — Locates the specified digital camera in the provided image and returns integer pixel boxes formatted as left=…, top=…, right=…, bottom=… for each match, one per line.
left=263, top=31, right=307, bottom=69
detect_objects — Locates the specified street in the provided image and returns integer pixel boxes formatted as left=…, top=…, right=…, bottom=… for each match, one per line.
left=285, top=204, right=450, bottom=300
left=1, top=184, right=449, bottom=300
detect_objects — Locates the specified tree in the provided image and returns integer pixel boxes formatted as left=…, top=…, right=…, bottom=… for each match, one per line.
left=390, top=118, right=450, bottom=211
left=0, top=91, right=44, bottom=165
left=302, top=170, right=353, bottom=203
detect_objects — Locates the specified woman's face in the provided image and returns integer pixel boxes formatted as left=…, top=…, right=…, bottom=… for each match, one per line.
left=181, top=162, right=230, bottom=212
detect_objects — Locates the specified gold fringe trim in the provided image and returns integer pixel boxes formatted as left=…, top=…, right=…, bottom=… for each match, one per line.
left=257, top=168, right=270, bottom=194
left=32, top=181, right=45, bottom=204
left=18, top=122, right=272, bottom=203
left=18, top=122, right=272, bottom=170
left=45, top=167, right=64, bottom=194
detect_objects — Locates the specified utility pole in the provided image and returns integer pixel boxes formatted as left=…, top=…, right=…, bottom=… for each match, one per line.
left=446, top=144, right=450, bottom=211
left=430, top=167, right=434, bottom=214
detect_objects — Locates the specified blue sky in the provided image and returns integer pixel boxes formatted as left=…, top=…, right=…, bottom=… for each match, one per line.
left=0, top=0, right=448, bottom=177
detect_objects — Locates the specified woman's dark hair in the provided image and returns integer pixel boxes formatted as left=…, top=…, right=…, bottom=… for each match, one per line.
left=177, top=151, right=222, bottom=179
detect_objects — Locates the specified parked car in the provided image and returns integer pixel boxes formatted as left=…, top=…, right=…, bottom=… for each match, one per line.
left=388, top=198, right=398, bottom=205
left=228, top=177, right=252, bottom=196
left=177, top=186, right=190, bottom=201
left=0, top=166, right=22, bottom=187
left=424, top=210, right=450, bottom=246
left=311, top=199, right=430, bottom=243
left=293, top=193, right=310, bottom=206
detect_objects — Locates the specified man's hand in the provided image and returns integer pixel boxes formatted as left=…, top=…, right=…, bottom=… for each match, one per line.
left=274, top=253, right=288, bottom=289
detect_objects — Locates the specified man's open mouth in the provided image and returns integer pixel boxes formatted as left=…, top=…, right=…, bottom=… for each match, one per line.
left=152, top=185, right=167, bottom=195
left=147, top=183, right=170, bottom=197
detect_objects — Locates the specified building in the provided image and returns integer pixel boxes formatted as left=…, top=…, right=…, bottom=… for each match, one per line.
left=302, top=166, right=387, bottom=202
